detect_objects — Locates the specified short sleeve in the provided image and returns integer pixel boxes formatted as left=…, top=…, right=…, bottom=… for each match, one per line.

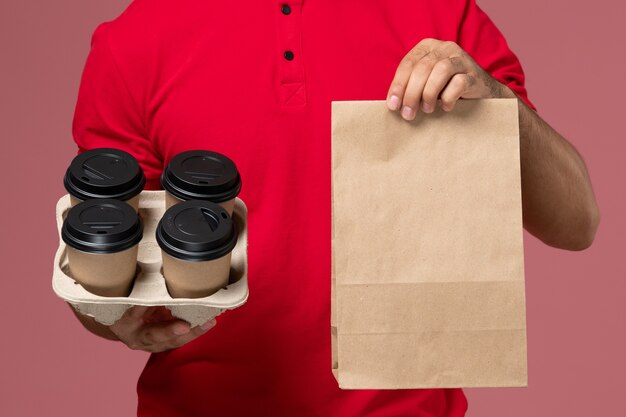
left=456, top=0, right=536, bottom=110
left=72, top=23, right=163, bottom=189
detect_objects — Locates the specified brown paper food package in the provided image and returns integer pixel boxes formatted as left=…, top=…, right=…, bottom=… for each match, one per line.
left=331, top=99, right=527, bottom=389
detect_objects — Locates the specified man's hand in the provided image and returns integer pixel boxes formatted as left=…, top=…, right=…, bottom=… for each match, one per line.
left=110, top=306, right=216, bottom=353
left=69, top=303, right=216, bottom=353
left=385, top=37, right=600, bottom=250
left=386, top=38, right=512, bottom=119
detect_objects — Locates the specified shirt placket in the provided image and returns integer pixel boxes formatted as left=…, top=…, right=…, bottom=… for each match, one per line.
left=276, top=0, right=307, bottom=108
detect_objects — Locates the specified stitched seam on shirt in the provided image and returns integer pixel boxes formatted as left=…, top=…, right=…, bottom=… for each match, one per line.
left=283, top=83, right=306, bottom=105
left=295, top=2, right=308, bottom=90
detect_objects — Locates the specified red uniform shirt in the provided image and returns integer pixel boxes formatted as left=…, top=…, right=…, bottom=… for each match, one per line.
left=73, top=1, right=532, bottom=415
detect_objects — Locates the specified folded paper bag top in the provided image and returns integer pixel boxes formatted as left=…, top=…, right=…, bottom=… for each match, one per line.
left=331, top=99, right=527, bottom=389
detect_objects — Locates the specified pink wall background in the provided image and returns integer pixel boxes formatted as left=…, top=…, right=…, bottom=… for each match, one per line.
left=1, top=1, right=624, bottom=416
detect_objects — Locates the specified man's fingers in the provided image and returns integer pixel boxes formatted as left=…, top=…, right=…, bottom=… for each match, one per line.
left=440, top=74, right=471, bottom=111
left=387, top=57, right=415, bottom=111
left=111, top=306, right=155, bottom=336
left=125, top=305, right=152, bottom=319
left=143, top=306, right=176, bottom=324
left=416, top=37, right=441, bottom=50
left=390, top=41, right=464, bottom=119
left=133, top=320, right=191, bottom=349
left=388, top=39, right=489, bottom=118
left=130, top=318, right=217, bottom=353
left=421, top=57, right=466, bottom=113
left=400, top=54, right=439, bottom=120
left=387, top=42, right=434, bottom=111
left=166, top=319, right=217, bottom=350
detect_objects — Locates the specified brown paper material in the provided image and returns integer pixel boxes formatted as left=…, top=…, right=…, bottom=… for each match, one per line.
left=162, top=251, right=232, bottom=298
left=331, top=99, right=527, bottom=389
left=164, top=191, right=236, bottom=215
left=67, top=245, right=138, bottom=297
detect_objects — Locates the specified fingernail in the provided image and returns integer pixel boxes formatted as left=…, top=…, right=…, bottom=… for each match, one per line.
left=422, top=102, right=432, bottom=113
left=401, top=106, right=414, bottom=120
left=388, top=95, right=400, bottom=111
left=200, top=319, right=216, bottom=331
left=173, top=324, right=190, bottom=336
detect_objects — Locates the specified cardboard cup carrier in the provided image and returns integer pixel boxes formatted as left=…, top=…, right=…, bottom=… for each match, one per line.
left=52, top=191, right=248, bottom=327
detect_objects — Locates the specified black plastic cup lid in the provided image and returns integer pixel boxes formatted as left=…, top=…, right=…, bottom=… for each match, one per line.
left=62, top=199, right=143, bottom=254
left=156, top=200, right=238, bottom=262
left=64, top=148, right=146, bottom=201
left=161, top=150, right=242, bottom=203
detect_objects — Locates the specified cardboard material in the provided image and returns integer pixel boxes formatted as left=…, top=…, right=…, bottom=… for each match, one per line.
left=331, top=99, right=527, bottom=389
left=164, top=191, right=183, bottom=209
left=164, top=191, right=236, bottom=215
left=162, top=251, right=232, bottom=298
left=66, top=245, right=138, bottom=297
left=53, top=191, right=248, bottom=327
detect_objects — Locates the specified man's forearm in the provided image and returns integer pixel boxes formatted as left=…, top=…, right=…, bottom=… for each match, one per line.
left=508, top=91, right=600, bottom=250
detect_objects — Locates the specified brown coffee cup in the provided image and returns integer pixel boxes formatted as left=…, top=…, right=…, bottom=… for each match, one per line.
left=156, top=200, right=238, bottom=298
left=69, top=194, right=141, bottom=212
left=64, top=148, right=145, bottom=212
left=160, top=150, right=241, bottom=214
left=62, top=199, right=143, bottom=297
